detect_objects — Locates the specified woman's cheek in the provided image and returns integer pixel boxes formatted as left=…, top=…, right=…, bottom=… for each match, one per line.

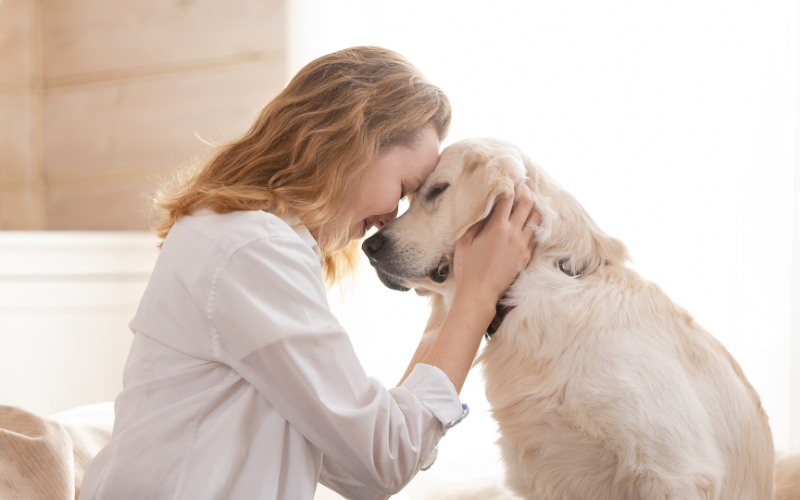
left=382, top=188, right=403, bottom=216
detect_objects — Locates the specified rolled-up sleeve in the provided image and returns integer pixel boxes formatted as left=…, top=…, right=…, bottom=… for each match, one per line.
left=210, top=235, right=465, bottom=495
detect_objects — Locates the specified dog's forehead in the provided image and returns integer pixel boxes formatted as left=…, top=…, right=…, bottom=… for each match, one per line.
left=425, top=140, right=486, bottom=183
left=421, top=138, right=527, bottom=192
left=427, top=147, right=465, bottom=181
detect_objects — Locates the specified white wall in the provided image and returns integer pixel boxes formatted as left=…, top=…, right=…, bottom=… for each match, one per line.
left=289, top=1, right=800, bottom=483
left=0, top=232, right=158, bottom=415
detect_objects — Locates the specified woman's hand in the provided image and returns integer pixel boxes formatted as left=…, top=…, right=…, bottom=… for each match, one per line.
left=453, top=183, right=540, bottom=308
left=418, top=183, right=540, bottom=393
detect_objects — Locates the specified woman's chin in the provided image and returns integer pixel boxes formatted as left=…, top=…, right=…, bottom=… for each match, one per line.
left=344, top=219, right=367, bottom=242
left=356, top=219, right=369, bottom=239
left=316, top=219, right=369, bottom=252
left=339, top=221, right=368, bottom=248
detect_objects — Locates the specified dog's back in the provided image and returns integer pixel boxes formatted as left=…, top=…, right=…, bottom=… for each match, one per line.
left=776, top=454, right=800, bottom=500
left=479, top=239, right=774, bottom=500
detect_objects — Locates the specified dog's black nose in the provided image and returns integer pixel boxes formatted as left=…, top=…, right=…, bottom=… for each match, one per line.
left=362, top=232, right=386, bottom=261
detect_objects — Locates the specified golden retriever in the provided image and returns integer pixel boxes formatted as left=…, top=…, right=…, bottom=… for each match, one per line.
left=363, top=138, right=775, bottom=499
left=777, top=453, right=800, bottom=500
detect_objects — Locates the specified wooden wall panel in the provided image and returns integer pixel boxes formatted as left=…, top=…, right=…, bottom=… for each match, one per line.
left=0, top=0, right=34, bottom=87
left=0, top=187, right=38, bottom=229
left=0, top=0, right=288, bottom=229
left=42, top=0, right=284, bottom=82
left=46, top=178, right=160, bottom=230
left=0, top=0, right=39, bottom=229
left=44, top=61, right=284, bottom=184
left=0, top=90, right=35, bottom=181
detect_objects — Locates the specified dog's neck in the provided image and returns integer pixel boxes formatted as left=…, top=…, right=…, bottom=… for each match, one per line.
left=423, top=256, right=589, bottom=339
left=486, top=298, right=513, bottom=338
left=485, top=260, right=587, bottom=338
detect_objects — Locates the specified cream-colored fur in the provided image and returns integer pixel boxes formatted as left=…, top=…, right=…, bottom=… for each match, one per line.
left=776, top=454, right=800, bottom=500
left=367, top=138, right=775, bottom=499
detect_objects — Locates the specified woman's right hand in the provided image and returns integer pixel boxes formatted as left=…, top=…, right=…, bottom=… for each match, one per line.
left=419, top=182, right=540, bottom=393
left=452, top=182, right=541, bottom=310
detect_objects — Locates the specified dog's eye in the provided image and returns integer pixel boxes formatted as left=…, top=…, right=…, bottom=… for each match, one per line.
left=426, top=184, right=449, bottom=201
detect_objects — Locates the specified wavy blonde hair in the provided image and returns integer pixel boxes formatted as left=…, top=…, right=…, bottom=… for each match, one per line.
left=153, top=46, right=451, bottom=284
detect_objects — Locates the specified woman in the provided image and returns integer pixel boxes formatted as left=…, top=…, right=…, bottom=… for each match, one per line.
left=80, top=46, right=538, bottom=500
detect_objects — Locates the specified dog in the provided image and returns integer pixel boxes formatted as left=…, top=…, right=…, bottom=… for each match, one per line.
left=363, top=138, right=775, bottom=499
left=776, top=453, right=800, bottom=500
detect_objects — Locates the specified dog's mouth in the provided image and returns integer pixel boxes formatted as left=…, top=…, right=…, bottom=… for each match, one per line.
left=370, top=256, right=450, bottom=292
left=373, top=268, right=412, bottom=292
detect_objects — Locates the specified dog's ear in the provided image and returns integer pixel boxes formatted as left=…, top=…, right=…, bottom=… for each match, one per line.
left=535, top=184, right=630, bottom=276
left=451, top=151, right=527, bottom=241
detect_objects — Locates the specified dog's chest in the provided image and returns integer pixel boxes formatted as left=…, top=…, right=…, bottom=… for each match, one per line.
left=479, top=307, right=571, bottom=418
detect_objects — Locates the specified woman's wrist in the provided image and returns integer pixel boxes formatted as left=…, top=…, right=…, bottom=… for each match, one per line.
left=452, top=288, right=498, bottom=323
left=449, top=289, right=497, bottom=335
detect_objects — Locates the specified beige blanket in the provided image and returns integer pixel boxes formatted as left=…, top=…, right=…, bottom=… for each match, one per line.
left=0, top=404, right=113, bottom=500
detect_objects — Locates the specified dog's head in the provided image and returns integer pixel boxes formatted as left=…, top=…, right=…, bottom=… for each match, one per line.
left=362, top=137, right=629, bottom=294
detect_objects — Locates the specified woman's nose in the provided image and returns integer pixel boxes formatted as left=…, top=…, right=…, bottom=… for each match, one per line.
left=376, top=205, right=399, bottom=228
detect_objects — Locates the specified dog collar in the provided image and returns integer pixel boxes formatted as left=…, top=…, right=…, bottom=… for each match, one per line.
left=486, top=299, right=512, bottom=339
left=557, top=258, right=584, bottom=279
left=485, top=260, right=587, bottom=339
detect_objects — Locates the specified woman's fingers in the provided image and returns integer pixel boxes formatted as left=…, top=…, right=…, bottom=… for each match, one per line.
left=482, top=182, right=533, bottom=237
left=523, top=210, right=542, bottom=238
left=510, top=183, right=534, bottom=229
left=462, top=218, right=482, bottom=242
left=521, top=210, right=541, bottom=265
left=527, top=210, right=542, bottom=227
left=487, top=191, right=515, bottom=227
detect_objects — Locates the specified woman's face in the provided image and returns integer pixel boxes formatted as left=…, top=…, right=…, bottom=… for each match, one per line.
left=315, top=126, right=441, bottom=249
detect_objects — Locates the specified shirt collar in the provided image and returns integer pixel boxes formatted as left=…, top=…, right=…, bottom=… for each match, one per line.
left=277, top=212, right=320, bottom=256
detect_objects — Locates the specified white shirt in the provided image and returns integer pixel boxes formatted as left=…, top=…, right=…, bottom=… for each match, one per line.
left=79, top=210, right=467, bottom=500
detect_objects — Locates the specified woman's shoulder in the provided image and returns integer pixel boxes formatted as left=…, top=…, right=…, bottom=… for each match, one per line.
left=173, top=209, right=308, bottom=258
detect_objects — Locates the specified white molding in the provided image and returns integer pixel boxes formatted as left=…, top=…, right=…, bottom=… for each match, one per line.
left=0, top=232, right=159, bottom=415
left=0, top=231, right=159, bottom=276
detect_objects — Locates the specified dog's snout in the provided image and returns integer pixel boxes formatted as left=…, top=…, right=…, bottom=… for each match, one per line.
left=362, top=232, right=387, bottom=261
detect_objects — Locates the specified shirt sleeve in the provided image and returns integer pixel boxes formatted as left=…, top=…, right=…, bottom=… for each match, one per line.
left=210, top=235, right=466, bottom=495
left=319, top=454, right=389, bottom=500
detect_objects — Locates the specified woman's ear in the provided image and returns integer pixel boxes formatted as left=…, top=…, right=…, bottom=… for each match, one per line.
left=451, top=152, right=527, bottom=241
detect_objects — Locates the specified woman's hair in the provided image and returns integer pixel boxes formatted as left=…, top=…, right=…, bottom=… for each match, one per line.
left=153, top=46, right=451, bottom=284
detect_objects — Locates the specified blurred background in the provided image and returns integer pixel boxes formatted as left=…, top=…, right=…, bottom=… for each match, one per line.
left=1, top=0, right=798, bottom=497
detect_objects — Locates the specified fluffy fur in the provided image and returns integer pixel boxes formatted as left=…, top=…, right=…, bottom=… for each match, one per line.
left=365, top=138, right=775, bottom=499
left=776, top=453, right=800, bottom=500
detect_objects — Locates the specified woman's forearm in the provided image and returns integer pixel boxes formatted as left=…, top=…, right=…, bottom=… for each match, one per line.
left=419, top=293, right=495, bottom=394
left=397, top=331, right=436, bottom=387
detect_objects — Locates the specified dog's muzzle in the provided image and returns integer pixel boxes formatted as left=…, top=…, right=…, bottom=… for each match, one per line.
left=362, top=232, right=410, bottom=291
left=362, top=232, right=451, bottom=290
